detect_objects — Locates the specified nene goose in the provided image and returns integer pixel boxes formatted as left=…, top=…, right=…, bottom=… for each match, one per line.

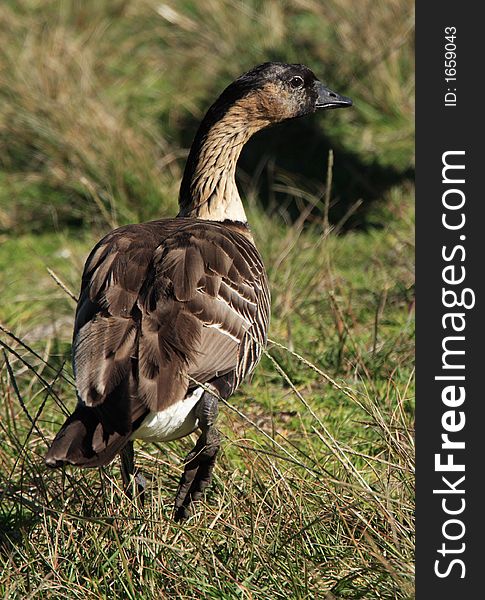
left=45, top=62, right=352, bottom=519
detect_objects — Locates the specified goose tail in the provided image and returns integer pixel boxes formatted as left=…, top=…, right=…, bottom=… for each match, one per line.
left=45, top=403, right=131, bottom=468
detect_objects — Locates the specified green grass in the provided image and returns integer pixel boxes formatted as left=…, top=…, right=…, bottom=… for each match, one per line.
left=0, top=0, right=414, bottom=232
left=0, top=0, right=414, bottom=598
left=0, top=195, right=414, bottom=599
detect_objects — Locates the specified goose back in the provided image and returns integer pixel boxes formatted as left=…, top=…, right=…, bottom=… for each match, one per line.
left=46, top=218, right=269, bottom=466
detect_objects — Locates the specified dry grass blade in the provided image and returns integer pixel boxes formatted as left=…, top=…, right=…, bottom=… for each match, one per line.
left=46, top=268, right=78, bottom=303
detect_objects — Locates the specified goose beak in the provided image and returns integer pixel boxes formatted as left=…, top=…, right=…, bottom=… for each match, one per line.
left=314, top=81, right=353, bottom=110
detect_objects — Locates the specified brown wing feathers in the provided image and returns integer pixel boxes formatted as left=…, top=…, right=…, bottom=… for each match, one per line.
left=45, top=219, right=269, bottom=467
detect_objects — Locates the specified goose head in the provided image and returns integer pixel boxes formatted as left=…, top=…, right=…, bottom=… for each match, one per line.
left=205, top=62, right=352, bottom=126
left=179, top=62, right=352, bottom=220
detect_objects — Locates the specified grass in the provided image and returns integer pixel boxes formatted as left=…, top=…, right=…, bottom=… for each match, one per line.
left=0, top=0, right=414, bottom=598
left=0, top=196, right=414, bottom=599
left=0, top=0, right=414, bottom=231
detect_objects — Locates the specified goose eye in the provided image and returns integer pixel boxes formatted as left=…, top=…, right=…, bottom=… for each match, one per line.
left=289, top=75, right=304, bottom=89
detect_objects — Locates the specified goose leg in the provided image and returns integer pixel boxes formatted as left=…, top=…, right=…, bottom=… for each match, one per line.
left=120, top=441, right=146, bottom=503
left=174, top=390, right=220, bottom=521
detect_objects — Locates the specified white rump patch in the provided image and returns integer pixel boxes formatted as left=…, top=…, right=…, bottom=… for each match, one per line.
left=132, top=387, right=204, bottom=442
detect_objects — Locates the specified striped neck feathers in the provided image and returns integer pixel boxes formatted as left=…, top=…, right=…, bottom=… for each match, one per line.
left=178, top=92, right=271, bottom=222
